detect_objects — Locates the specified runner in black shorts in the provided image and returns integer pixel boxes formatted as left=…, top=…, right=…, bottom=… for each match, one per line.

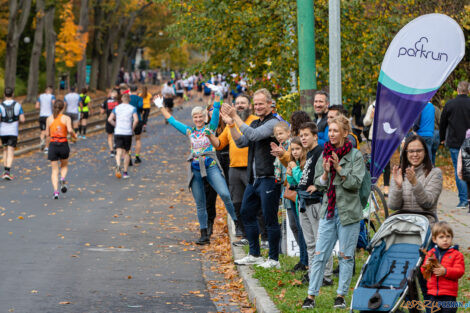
left=101, top=90, right=120, bottom=157
left=46, top=100, right=77, bottom=199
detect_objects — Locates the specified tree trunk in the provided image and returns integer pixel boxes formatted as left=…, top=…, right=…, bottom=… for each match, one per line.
left=44, top=6, right=56, bottom=90
left=25, top=0, right=45, bottom=103
left=89, top=0, right=104, bottom=90
left=4, top=0, right=33, bottom=89
left=76, top=0, right=89, bottom=90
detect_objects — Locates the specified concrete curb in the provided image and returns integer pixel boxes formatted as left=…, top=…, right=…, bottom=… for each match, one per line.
left=227, top=218, right=280, bottom=313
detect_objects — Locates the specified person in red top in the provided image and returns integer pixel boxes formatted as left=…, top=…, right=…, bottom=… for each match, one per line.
left=421, top=222, right=465, bottom=313
left=46, top=100, right=77, bottom=199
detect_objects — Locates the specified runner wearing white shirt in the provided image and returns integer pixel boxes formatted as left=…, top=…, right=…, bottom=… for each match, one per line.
left=0, top=87, right=25, bottom=180
left=64, top=87, right=80, bottom=135
left=35, top=86, right=55, bottom=152
left=107, top=94, right=138, bottom=179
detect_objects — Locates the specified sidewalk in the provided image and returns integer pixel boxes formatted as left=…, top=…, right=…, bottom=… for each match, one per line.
left=437, top=189, right=470, bottom=250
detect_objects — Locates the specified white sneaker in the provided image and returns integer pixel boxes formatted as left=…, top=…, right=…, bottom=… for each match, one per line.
left=257, top=258, right=281, bottom=269
left=234, top=255, right=264, bottom=266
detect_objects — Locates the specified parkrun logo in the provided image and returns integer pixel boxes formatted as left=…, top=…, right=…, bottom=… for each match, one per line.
left=398, top=37, right=448, bottom=62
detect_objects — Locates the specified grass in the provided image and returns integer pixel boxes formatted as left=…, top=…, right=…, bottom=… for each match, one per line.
left=249, top=247, right=470, bottom=312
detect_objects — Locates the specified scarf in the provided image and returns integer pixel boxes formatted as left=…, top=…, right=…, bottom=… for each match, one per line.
left=323, top=139, right=353, bottom=219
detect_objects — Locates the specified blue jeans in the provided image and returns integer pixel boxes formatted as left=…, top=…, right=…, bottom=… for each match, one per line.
left=241, top=178, right=281, bottom=260
left=286, top=200, right=308, bottom=266
left=450, top=148, right=468, bottom=204
left=431, top=130, right=440, bottom=166
left=422, top=136, right=433, bottom=161
left=191, top=166, right=237, bottom=229
left=308, top=208, right=360, bottom=296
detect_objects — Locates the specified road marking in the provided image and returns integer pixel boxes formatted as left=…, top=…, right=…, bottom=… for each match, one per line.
left=86, top=248, right=135, bottom=252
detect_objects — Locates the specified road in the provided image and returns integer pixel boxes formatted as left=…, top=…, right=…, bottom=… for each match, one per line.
left=0, top=103, right=223, bottom=313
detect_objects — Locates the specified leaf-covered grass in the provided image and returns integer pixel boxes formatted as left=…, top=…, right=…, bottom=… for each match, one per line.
left=250, top=248, right=470, bottom=312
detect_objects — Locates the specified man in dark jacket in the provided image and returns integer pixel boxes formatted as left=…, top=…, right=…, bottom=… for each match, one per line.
left=440, top=81, right=470, bottom=208
left=221, top=88, right=282, bottom=269
left=313, top=91, right=329, bottom=147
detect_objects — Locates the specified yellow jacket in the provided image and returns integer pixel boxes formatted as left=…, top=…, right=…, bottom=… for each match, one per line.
left=217, top=115, right=259, bottom=167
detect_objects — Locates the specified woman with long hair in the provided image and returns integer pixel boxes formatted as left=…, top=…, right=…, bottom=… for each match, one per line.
left=139, top=86, right=152, bottom=132
left=302, top=115, right=365, bottom=309
left=46, top=100, right=77, bottom=199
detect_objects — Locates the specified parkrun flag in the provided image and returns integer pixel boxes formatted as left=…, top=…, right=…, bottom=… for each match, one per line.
left=370, top=14, right=465, bottom=183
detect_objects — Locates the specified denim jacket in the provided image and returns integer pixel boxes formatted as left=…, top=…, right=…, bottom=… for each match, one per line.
left=314, top=148, right=365, bottom=225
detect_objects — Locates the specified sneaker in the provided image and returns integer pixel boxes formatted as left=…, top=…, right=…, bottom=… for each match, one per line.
left=234, top=255, right=264, bottom=266
left=3, top=172, right=13, bottom=180
left=232, top=238, right=249, bottom=247
left=53, top=191, right=59, bottom=200
left=291, top=262, right=308, bottom=272
left=260, top=240, right=269, bottom=249
left=115, top=166, right=122, bottom=179
left=322, top=278, right=333, bottom=286
left=456, top=202, right=467, bottom=209
left=110, top=151, right=115, bottom=158
left=257, top=258, right=280, bottom=269
left=135, top=156, right=142, bottom=164
left=302, top=297, right=316, bottom=309
left=82, top=135, right=86, bottom=139
left=333, top=296, right=346, bottom=309
left=60, top=179, right=67, bottom=193
left=123, top=172, right=129, bottom=179
left=44, top=148, right=49, bottom=154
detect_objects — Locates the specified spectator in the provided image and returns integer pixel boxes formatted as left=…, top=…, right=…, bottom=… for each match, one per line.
left=457, top=129, right=470, bottom=213
left=413, top=101, right=435, bottom=158
left=302, top=115, right=365, bottom=309
left=313, top=91, right=329, bottom=147
left=431, top=104, right=441, bottom=166
left=221, top=88, right=282, bottom=269
left=439, top=81, right=470, bottom=209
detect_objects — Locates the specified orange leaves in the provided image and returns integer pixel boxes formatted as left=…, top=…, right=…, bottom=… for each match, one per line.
left=55, top=1, right=87, bottom=68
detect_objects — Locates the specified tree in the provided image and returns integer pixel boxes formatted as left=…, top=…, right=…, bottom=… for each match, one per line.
left=44, top=4, right=56, bottom=89
left=4, top=0, right=32, bottom=89
left=76, top=0, right=89, bottom=90
left=26, top=0, right=45, bottom=103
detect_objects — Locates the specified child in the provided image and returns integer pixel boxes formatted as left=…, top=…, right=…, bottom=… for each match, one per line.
left=420, top=222, right=465, bottom=313
left=273, top=122, right=291, bottom=184
left=457, top=129, right=470, bottom=213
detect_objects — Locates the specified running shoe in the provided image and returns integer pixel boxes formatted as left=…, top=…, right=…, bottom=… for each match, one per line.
left=234, top=255, right=264, bottom=266
left=115, top=166, right=122, bottom=179
left=257, top=258, right=280, bottom=269
left=44, top=147, right=49, bottom=154
left=82, top=135, right=86, bottom=139
left=123, top=172, right=129, bottom=179
left=53, top=191, right=59, bottom=200
left=302, top=297, right=316, bottom=309
left=110, top=151, right=115, bottom=158
left=135, top=156, right=142, bottom=164
left=333, top=296, right=346, bottom=309
left=232, top=238, right=249, bottom=247
left=60, top=179, right=68, bottom=193
left=3, top=172, right=13, bottom=180
left=456, top=201, right=467, bottom=209
left=40, top=139, right=46, bottom=150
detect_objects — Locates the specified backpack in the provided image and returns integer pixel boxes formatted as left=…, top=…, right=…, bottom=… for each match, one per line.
left=0, top=101, right=19, bottom=123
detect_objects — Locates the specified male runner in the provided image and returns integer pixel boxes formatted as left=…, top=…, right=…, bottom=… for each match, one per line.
left=129, top=85, right=144, bottom=164
left=101, top=89, right=120, bottom=157
left=0, top=87, right=25, bottom=180
left=36, top=86, right=55, bottom=152
left=64, top=87, right=80, bottom=136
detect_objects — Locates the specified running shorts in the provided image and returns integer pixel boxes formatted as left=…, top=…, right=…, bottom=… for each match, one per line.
left=65, top=112, right=79, bottom=122
left=39, top=116, right=48, bottom=131
left=48, top=142, right=70, bottom=161
left=105, top=121, right=115, bottom=134
left=164, top=98, right=174, bottom=108
left=134, top=121, right=144, bottom=135
left=81, top=112, right=89, bottom=119
left=114, top=135, right=132, bottom=151
left=1, top=136, right=18, bottom=148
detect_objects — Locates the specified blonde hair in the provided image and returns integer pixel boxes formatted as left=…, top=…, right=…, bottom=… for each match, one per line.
left=274, top=121, right=290, bottom=133
left=329, top=115, right=350, bottom=135
left=191, top=106, right=206, bottom=117
left=253, top=88, right=272, bottom=103
left=432, top=221, right=454, bottom=238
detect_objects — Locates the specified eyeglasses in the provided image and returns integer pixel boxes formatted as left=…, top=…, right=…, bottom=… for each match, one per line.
left=406, top=149, right=425, bottom=154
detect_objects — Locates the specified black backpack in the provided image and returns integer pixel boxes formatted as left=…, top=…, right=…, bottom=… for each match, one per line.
left=0, top=101, right=19, bottom=123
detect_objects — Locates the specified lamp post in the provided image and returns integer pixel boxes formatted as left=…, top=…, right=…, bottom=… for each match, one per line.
left=329, top=0, right=341, bottom=106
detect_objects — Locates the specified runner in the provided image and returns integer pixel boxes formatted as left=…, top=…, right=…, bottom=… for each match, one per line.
left=35, top=86, right=55, bottom=153
left=64, top=87, right=80, bottom=137
left=78, top=88, right=91, bottom=139
left=139, top=86, right=152, bottom=132
left=107, top=93, right=138, bottom=179
left=0, top=87, right=25, bottom=180
left=45, top=100, right=77, bottom=199
left=129, top=85, right=144, bottom=164
left=101, top=89, right=120, bottom=157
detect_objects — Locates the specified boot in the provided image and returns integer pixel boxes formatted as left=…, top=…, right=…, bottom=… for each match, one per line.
left=207, top=220, right=214, bottom=237
left=235, top=220, right=244, bottom=237
left=196, top=229, right=210, bottom=245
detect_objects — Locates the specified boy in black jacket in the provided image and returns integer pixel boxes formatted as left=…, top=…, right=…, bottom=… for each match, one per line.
left=297, top=122, right=334, bottom=287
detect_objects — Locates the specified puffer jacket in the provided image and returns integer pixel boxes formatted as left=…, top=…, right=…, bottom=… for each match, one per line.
left=457, top=137, right=470, bottom=182
left=388, top=164, right=442, bottom=222
left=420, top=245, right=465, bottom=297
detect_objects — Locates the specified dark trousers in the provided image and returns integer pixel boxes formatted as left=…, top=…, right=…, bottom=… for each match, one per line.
left=286, top=202, right=308, bottom=266
left=427, top=295, right=458, bottom=313
left=241, top=178, right=281, bottom=260
left=205, top=179, right=217, bottom=223
left=142, top=108, right=150, bottom=125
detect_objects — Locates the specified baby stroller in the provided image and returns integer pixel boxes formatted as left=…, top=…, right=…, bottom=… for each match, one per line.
left=350, top=210, right=436, bottom=313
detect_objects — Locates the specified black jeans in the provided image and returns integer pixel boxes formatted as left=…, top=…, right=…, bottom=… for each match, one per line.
left=427, top=295, right=458, bottom=313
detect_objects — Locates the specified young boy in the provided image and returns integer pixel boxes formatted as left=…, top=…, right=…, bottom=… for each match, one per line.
left=421, top=222, right=465, bottom=313
left=298, top=122, right=334, bottom=308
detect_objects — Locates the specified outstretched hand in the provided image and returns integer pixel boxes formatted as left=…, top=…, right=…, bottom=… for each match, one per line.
left=220, top=112, right=234, bottom=125
left=153, top=95, right=164, bottom=108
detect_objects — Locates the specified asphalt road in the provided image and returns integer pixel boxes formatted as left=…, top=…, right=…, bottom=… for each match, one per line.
left=0, top=103, right=221, bottom=313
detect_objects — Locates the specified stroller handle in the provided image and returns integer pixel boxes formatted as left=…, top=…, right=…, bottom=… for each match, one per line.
left=390, top=209, right=438, bottom=222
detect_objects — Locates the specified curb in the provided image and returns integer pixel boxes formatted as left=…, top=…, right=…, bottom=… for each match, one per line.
left=227, top=218, right=280, bottom=313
